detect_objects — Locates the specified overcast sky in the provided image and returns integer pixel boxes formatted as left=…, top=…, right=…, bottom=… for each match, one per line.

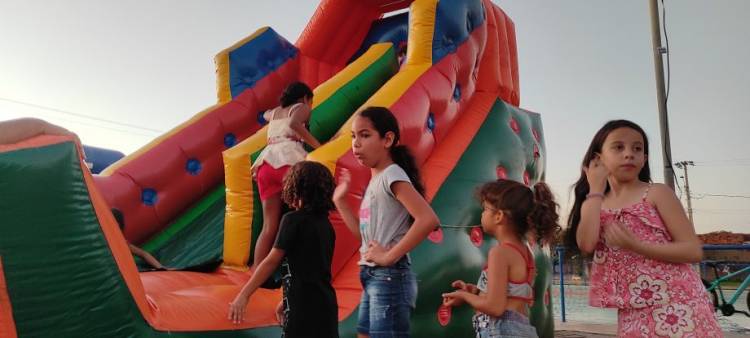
left=1, top=1, right=748, bottom=234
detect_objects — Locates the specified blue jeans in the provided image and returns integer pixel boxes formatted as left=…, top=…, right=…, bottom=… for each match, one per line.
left=357, top=259, right=417, bottom=338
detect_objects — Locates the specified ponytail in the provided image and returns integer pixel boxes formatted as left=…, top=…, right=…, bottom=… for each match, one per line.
left=478, top=180, right=560, bottom=246
left=528, top=182, right=561, bottom=245
left=358, top=106, right=425, bottom=196
left=390, top=145, right=424, bottom=196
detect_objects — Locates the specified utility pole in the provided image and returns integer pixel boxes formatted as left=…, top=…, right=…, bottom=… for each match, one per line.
left=675, top=161, right=695, bottom=223
left=648, top=0, right=675, bottom=189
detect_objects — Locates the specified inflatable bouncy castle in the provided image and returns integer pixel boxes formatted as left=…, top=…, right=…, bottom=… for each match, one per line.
left=0, top=0, right=554, bottom=336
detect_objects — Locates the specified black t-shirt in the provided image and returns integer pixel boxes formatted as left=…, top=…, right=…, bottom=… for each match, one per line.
left=274, top=209, right=338, bottom=338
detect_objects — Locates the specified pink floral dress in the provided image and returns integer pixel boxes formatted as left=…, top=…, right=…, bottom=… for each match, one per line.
left=589, top=184, right=721, bottom=337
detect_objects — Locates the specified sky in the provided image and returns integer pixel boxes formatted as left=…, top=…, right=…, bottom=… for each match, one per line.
left=1, top=1, right=748, bottom=234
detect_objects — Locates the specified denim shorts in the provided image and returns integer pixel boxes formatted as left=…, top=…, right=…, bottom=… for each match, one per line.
left=475, top=310, right=538, bottom=338
left=357, top=259, right=418, bottom=338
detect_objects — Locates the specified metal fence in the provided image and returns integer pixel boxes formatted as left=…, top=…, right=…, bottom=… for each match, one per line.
left=553, top=244, right=750, bottom=323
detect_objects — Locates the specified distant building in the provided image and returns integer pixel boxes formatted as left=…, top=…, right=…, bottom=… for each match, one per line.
left=698, top=231, right=749, bottom=280
left=698, top=231, right=748, bottom=245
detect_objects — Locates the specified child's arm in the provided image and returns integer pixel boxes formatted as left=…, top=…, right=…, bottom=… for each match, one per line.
left=443, top=246, right=509, bottom=317
left=364, top=181, right=439, bottom=266
left=576, top=157, right=608, bottom=253
left=228, top=248, right=285, bottom=323
left=443, top=280, right=479, bottom=307
left=0, top=118, right=85, bottom=157
left=604, top=184, right=703, bottom=263
left=333, top=169, right=361, bottom=239
left=128, top=244, right=166, bottom=270
left=289, top=105, right=321, bottom=149
left=0, top=118, right=75, bottom=143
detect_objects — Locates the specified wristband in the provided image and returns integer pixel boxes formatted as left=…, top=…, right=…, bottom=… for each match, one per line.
left=586, top=192, right=605, bottom=200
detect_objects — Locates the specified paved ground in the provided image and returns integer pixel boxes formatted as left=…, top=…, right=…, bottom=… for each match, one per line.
left=555, top=320, right=749, bottom=338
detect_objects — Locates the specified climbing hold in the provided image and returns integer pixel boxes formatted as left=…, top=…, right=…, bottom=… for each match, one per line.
left=510, top=117, right=520, bottom=134
left=426, top=113, right=436, bottom=132
left=470, top=227, right=483, bottom=247
left=437, top=304, right=452, bottom=326
left=141, top=188, right=158, bottom=206
left=257, top=110, right=268, bottom=125
left=496, top=166, right=507, bottom=179
left=428, top=227, right=444, bottom=244
left=186, top=158, right=202, bottom=175
left=224, top=133, right=237, bottom=148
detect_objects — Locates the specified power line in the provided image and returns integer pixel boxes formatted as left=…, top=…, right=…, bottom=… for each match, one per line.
left=694, top=193, right=750, bottom=200
left=0, top=96, right=163, bottom=134
left=694, top=157, right=750, bottom=164
left=692, top=209, right=750, bottom=215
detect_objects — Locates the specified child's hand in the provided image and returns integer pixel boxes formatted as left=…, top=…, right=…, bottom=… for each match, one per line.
left=451, top=280, right=478, bottom=295
left=228, top=294, right=249, bottom=324
left=442, top=295, right=464, bottom=307
left=583, top=155, right=608, bottom=193
left=441, top=290, right=468, bottom=307
left=333, top=168, right=351, bottom=203
left=603, top=223, right=635, bottom=250
left=363, top=240, right=395, bottom=266
left=275, top=301, right=285, bottom=324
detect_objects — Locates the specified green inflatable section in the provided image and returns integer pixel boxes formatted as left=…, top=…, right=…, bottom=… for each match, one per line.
left=0, top=143, right=148, bottom=337
left=137, top=44, right=399, bottom=269
left=338, top=99, right=553, bottom=337
left=0, top=141, right=318, bottom=338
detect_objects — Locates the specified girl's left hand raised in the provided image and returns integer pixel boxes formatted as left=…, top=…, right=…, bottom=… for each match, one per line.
left=603, top=223, right=636, bottom=250
left=364, top=240, right=396, bottom=266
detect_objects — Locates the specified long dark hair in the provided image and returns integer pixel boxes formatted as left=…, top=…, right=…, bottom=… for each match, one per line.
left=478, top=180, right=561, bottom=245
left=359, top=106, right=425, bottom=196
left=280, top=82, right=313, bottom=108
left=564, top=120, right=651, bottom=251
left=281, top=161, right=335, bottom=213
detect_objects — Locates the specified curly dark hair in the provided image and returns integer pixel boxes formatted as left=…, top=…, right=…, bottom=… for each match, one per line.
left=281, top=161, right=335, bottom=213
left=478, top=179, right=561, bottom=245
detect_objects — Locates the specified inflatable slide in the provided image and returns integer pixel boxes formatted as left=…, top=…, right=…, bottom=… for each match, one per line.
left=0, top=0, right=553, bottom=337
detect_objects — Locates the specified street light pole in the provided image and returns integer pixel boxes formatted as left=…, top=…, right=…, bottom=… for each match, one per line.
left=648, top=0, right=675, bottom=189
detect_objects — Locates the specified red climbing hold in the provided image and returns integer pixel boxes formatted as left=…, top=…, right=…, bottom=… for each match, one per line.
left=437, top=304, right=452, bottom=326
left=428, top=227, right=444, bottom=243
left=533, top=144, right=540, bottom=159
left=510, top=117, right=520, bottom=134
left=523, top=171, right=530, bottom=186
left=470, top=227, right=483, bottom=247
left=495, top=166, right=507, bottom=179
left=532, top=128, right=540, bottom=142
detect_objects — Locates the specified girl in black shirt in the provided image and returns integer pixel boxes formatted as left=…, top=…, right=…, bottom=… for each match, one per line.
left=229, top=161, right=338, bottom=338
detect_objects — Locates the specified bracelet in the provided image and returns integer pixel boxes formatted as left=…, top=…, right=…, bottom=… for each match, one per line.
left=586, top=192, right=605, bottom=200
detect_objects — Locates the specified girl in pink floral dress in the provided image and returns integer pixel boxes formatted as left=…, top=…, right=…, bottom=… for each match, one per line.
left=565, top=120, right=720, bottom=337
